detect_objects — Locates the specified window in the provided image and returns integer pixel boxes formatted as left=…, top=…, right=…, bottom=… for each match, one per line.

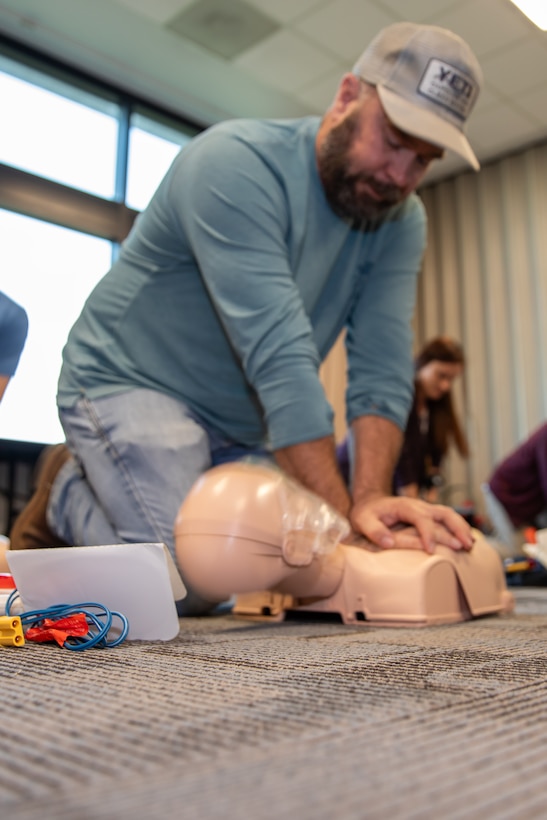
left=0, top=210, right=112, bottom=444
left=0, top=55, right=119, bottom=199
left=0, top=41, right=202, bottom=446
left=127, top=112, right=196, bottom=211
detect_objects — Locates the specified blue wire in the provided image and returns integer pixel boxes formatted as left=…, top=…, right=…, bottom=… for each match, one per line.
left=5, top=590, right=129, bottom=650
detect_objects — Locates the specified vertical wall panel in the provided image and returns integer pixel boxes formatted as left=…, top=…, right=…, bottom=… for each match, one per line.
left=321, top=140, right=547, bottom=518
left=475, top=164, right=515, bottom=460
left=454, top=173, right=489, bottom=507
left=501, top=155, right=538, bottom=436
left=523, top=148, right=547, bottom=428
left=417, top=190, right=443, bottom=339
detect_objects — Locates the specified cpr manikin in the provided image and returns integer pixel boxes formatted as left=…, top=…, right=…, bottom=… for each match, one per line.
left=175, top=462, right=514, bottom=626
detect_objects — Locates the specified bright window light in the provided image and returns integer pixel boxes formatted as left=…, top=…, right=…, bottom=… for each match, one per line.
left=0, top=57, right=119, bottom=199
left=127, top=115, right=193, bottom=211
left=507, top=0, right=547, bottom=30
left=0, top=211, right=112, bottom=444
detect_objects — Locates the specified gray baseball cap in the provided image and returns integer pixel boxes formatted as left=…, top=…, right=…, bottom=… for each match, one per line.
left=353, top=22, right=482, bottom=170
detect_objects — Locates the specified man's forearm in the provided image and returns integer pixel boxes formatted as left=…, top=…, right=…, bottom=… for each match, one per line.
left=274, top=436, right=352, bottom=517
left=274, top=420, right=473, bottom=555
left=351, top=415, right=403, bottom=504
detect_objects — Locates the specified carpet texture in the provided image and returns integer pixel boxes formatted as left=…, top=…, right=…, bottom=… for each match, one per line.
left=2, top=587, right=547, bottom=819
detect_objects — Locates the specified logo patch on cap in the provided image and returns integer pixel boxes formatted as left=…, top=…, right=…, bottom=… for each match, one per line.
left=418, top=58, right=478, bottom=121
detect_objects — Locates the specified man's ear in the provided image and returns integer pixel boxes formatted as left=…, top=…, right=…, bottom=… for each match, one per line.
left=330, top=73, right=362, bottom=118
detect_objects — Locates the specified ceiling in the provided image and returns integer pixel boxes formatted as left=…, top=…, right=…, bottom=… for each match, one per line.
left=1, top=0, right=547, bottom=185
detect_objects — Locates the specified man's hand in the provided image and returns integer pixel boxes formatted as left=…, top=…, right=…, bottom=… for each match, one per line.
left=349, top=495, right=474, bottom=554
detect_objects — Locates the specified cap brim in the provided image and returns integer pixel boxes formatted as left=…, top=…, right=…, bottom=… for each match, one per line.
left=377, top=85, right=480, bottom=172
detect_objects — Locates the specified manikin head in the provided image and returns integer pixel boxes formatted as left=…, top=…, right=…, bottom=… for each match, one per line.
left=316, top=22, right=482, bottom=226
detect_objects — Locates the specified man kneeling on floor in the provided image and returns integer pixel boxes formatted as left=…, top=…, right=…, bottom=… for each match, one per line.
left=10, top=22, right=482, bottom=614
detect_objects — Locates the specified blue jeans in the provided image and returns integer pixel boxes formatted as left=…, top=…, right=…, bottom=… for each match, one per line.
left=48, top=388, right=269, bottom=614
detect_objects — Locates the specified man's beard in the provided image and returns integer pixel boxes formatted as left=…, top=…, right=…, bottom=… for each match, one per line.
left=317, top=111, right=404, bottom=228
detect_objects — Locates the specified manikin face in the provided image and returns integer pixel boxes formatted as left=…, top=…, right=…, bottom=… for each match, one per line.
left=317, top=83, right=443, bottom=225
left=418, top=360, right=463, bottom=402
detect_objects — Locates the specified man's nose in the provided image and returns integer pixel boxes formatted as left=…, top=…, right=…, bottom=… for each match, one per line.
left=386, top=151, right=420, bottom=189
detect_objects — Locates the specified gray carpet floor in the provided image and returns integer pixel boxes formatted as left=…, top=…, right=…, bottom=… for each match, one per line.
left=2, top=586, right=547, bottom=819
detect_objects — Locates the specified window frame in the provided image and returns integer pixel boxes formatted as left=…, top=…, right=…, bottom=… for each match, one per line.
left=0, top=33, right=203, bottom=243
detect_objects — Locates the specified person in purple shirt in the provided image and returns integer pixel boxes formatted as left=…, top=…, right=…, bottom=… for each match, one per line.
left=488, top=423, right=547, bottom=529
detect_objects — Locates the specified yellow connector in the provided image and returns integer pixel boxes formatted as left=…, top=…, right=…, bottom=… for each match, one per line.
left=0, top=615, right=25, bottom=646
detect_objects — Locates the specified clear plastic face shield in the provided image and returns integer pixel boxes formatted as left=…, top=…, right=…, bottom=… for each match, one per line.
left=276, top=470, right=350, bottom=566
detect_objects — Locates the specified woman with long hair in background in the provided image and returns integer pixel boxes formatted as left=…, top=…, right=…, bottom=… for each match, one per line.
left=336, top=336, right=469, bottom=502
left=394, top=336, right=469, bottom=502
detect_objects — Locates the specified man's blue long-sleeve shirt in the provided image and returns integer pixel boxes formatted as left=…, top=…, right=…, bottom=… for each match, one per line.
left=58, top=116, right=426, bottom=450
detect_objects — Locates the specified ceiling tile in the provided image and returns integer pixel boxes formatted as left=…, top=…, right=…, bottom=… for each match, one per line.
left=167, top=0, right=279, bottom=60
left=293, top=64, right=348, bottom=111
left=467, top=100, right=544, bottom=156
left=113, top=0, right=194, bottom=25
left=378, top=0, right=461, bottom=22
left=432, top=0, right=533, bottom=58
left=482, top=39, right=547, bottom=96
left=244, top=0, right=324, bottom=25
left=234, top=29, right=339, bottom=94
left=294, top=0, right=396, bottom=62
left=517, top=85, right=547, bottom=127
left=472, top=83, right=499, bottom=114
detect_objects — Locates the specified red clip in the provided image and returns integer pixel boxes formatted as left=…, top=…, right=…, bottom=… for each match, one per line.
left=525, top=527, right=537, bottom=544
left=25, top=613, right=89, bottom=647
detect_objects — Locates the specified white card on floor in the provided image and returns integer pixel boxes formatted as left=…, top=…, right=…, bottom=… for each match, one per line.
left=6, top=542, right=185, bottom=641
